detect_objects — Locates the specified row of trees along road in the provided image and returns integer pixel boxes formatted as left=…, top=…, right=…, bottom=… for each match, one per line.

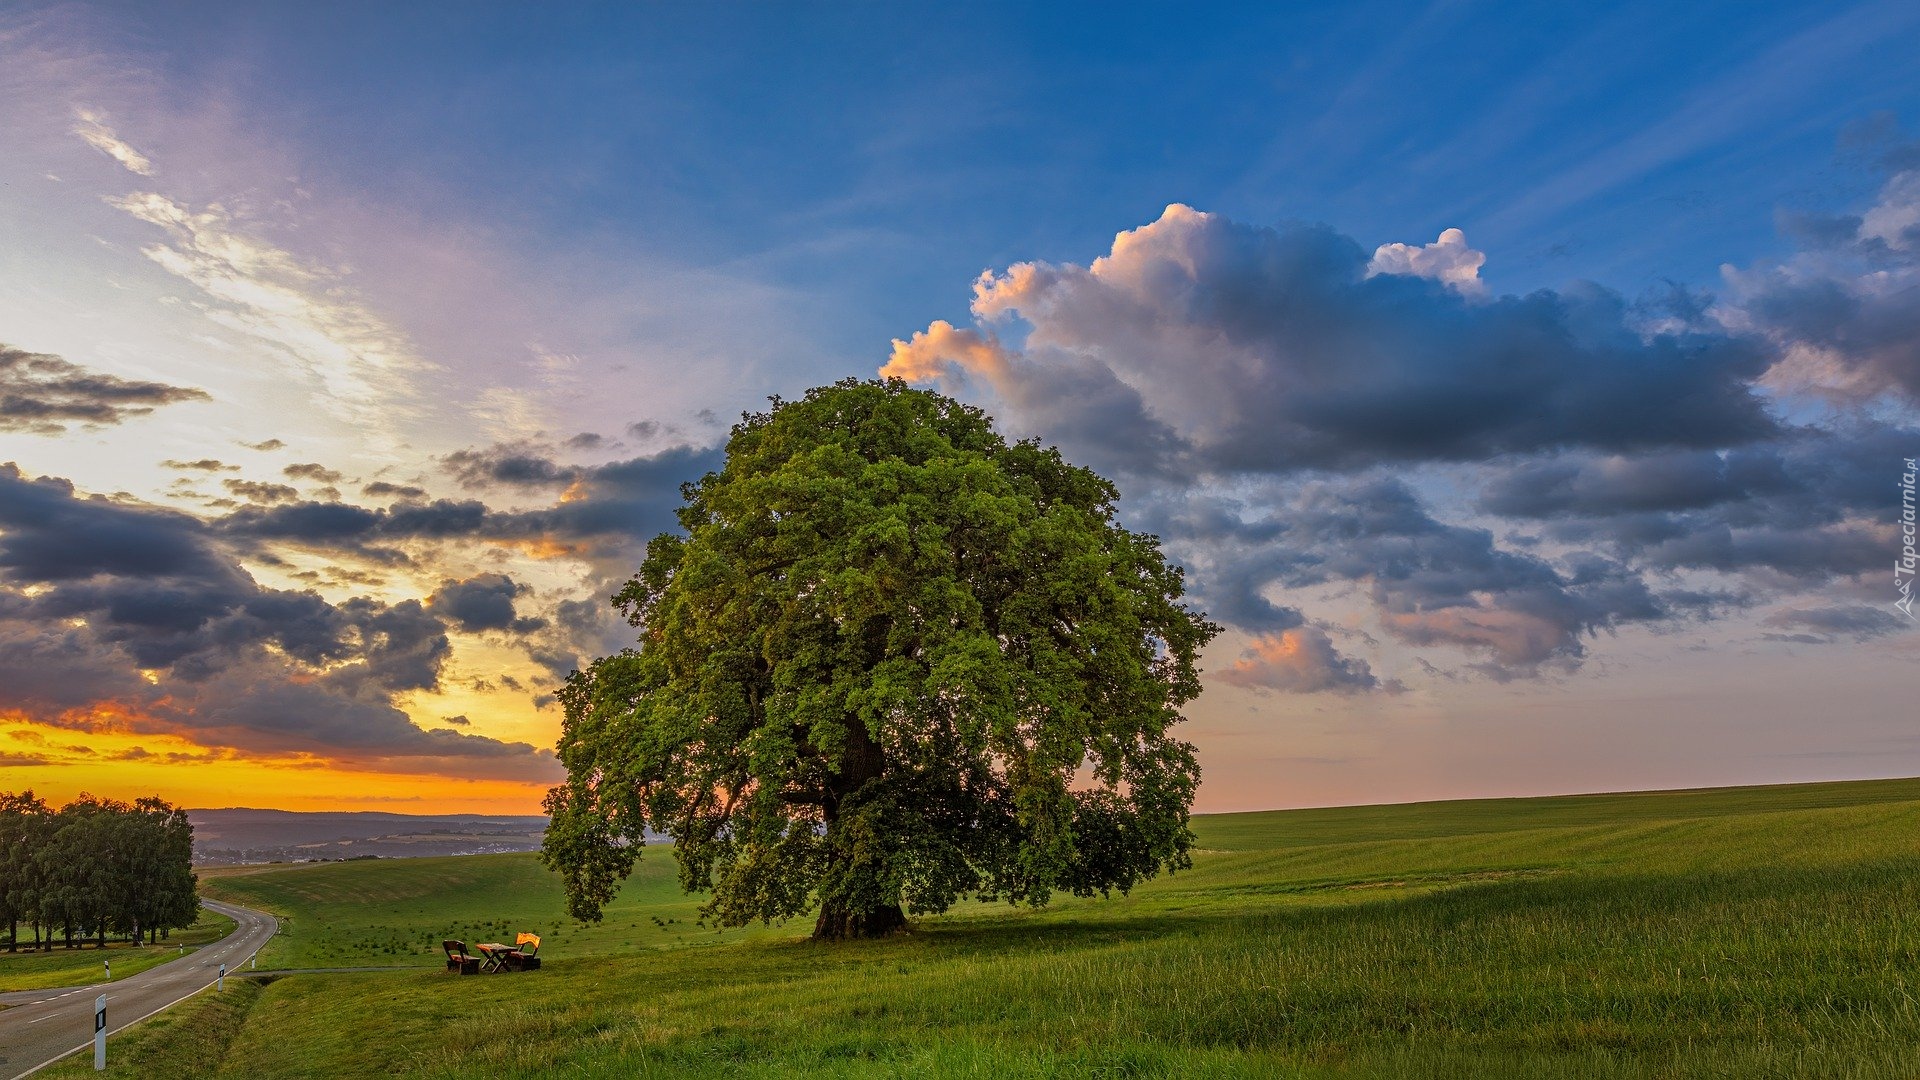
left=0, top=791, right=200, bottom=951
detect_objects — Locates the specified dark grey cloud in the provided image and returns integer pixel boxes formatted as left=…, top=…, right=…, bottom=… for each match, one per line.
left=1762, top=604, right=1908, bottom=643
left=0, top=466, right=236, bottom=584
left=1480, top=448, right=1798, bottom=519
left=207, top=444, right=715, bottom=696
left=163, top=458, right=237, bottom=472
left=224, top=443, right=714, bottom=571
left=1742, top=272, right=1920, bottom=403
left=1482, top=422, right=1917, bottom=583
left=1142, top=476, right=1694, bottom=681
left=981, top=356, right=1192, bottom=483
left=1288, top=480, right=1676, bottom=673
left=430, top=573, right=545, bottom=634
left=240, top=438, right=286, bottom=452
left=443, top=443, right=580, bottom=488
left=0, top=343, right=209, bottom=434
left=0, top=463, right=554, bottom=776
left=223, top=478, right=300, bottom=504
left=284, top=462, right=345, bottom=484
left=362, top=481, right=426, bottom=500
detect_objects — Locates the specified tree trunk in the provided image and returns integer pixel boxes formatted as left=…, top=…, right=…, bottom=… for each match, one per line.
left=809, top=717, right=906, bottom=941
left=812, top=898, right=906, bottom=940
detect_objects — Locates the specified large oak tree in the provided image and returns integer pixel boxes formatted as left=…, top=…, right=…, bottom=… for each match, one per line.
left=542, top=379, right=1217, bottom=939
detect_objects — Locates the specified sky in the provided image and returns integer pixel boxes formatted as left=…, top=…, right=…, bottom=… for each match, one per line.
left=0, top=1, right=1916, bottom=815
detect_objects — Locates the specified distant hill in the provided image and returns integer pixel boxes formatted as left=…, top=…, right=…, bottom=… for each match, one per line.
left=188, top=808, right=549, bottom=865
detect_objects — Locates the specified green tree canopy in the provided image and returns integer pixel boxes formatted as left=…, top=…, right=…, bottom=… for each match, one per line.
left=542, top=379, right=1218, bottom=939
left=0, top=790, right=198, bottom=950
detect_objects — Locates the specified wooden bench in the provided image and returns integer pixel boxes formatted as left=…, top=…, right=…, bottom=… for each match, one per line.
left=505, top=932, right=541, bottom=971
left=442, top=939, right=480, bottom=975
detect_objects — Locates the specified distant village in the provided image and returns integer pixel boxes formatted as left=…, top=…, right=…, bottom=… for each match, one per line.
left=188, top=809, right=548, bottom=866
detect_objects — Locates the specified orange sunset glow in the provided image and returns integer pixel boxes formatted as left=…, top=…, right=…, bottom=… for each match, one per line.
left=2, top=718, right=552, bottom=814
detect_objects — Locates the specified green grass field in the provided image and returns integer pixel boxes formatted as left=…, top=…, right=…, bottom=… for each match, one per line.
left=196, top=847, right=794, bottom=970
left=0, top=907, right=235, bottom=993
left=48, top=776, right=1920, bottom=1078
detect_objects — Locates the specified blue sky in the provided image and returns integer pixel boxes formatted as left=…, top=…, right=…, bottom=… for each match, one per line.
left=0, top=1, right=1916, bottom=812
left=73, top=1, right=1920, bottom=352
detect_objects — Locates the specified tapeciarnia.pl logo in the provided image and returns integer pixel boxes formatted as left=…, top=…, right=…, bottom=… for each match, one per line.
left=1899, top=457, right=1917, bottom=620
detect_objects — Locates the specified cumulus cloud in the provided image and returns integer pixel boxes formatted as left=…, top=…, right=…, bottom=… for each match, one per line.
left=1218, top=626, right=1394, bottom=694
left=886, top=204, right=1776, bottom=478
left=1, top=343, right=208, bottom=434
left=880, top=190, right=1920, bottom=691
left=884, top=319, right=1015, bottom=388
left=1368, top=227, right=1486, bottom=295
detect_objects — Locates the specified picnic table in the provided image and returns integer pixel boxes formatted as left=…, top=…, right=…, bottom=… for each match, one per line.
left=475, top=942, right=515, bottom=973
left=444, top=935, right=541, bottom=975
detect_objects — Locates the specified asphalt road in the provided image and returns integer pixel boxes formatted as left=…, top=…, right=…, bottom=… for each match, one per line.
left=0, top=899, right=277, bottom=1080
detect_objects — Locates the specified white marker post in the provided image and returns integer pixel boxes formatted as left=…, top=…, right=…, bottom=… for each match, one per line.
left=103, top=958, right=110, bottom=980
left=250, top=953, right=256, bottom=970
left=93, top=994, right=106, bottom=1071
left=218, top=962, right=226, bottom=991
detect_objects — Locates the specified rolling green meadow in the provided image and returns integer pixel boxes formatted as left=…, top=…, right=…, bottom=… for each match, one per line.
left=42, top=777, right=1920, bottom=1078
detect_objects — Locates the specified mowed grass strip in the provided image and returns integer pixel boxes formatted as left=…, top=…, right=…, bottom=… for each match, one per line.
left=142, top=778, right=1920, bottom=1078
left=0, top=907, right=235, bottom=993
